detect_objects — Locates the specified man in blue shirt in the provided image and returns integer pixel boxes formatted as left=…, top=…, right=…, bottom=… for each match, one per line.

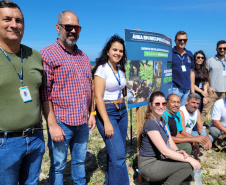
left=172, top=31, right=195, bottom=106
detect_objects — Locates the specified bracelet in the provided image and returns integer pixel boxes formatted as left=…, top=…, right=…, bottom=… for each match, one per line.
left=90, top=111, right=96, bottom=116
left=176, top=150, right=180, bottom=152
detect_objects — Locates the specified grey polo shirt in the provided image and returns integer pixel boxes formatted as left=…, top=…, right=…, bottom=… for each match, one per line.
left=207, top=56, right=226, bottom=92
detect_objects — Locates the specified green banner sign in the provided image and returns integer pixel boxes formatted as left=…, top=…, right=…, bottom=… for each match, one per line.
left=144, top=51, right=168, bottom=58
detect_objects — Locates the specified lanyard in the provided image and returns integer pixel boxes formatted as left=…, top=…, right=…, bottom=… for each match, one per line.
left=107, top=62, right=121, bottom=90
left=177, top=54, right=185, bottom=65
left=153, top=116, right=169, bottom=138
left=0, top=46, right=24, bottom=86
left=220, top=60, right=226, bottom=70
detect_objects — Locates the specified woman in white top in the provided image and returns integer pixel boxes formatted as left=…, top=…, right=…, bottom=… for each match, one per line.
left=92, top=35, right=129, bottom=185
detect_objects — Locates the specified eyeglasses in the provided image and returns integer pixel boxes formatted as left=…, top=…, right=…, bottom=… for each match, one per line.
left=177, top=39, right=188, bottom=43
left=196, top=56, right=204, bottom=59
left=154, top=102, right=167, bottom=107
left=218, top=47, right=226, bottom=51
left=59, top=24, right=81, bottom=33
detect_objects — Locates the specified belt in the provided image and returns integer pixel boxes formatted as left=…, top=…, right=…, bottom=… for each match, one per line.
left=0, top=124, right=42, bottom=138
left=104, top=98, right=123, bottom=109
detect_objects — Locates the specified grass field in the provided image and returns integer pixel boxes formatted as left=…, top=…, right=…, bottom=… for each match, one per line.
left=39, top=107, right=226, bottom=185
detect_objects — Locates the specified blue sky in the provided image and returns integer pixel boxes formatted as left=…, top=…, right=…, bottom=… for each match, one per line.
left=15, top=0, right=226, bottom=61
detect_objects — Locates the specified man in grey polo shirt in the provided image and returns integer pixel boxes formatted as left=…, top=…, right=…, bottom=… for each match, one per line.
left=201, top=40, right=226, bottom=124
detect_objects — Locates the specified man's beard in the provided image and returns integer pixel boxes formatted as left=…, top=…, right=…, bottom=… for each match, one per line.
left=59, top=31, right=77, bottom=47
left=217, top=51, right=225, bottom=57
left=186, top=104, right=196, bottom=114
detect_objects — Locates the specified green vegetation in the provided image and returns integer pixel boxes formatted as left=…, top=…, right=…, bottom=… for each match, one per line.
left=139, top=60, right=153, bottom=83
left=126, top=60, right=131, bottom=80
left=39, top=109, right=226, bottom=185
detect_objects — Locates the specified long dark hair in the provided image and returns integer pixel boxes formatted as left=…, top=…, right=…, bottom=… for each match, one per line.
left=92, top=35, right=127, bottom=78
left=194, top=50, right=209, bottom=82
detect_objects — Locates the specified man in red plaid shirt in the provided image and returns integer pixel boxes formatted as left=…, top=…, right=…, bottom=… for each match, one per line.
left=41, top=10, right=96, bottom=185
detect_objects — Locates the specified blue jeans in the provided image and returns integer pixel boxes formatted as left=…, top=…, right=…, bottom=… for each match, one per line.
left=48, top=120, right=89, bottom=185
left=0, top=130, right=45, bottom=185
left=96, top=100, right=129, bottom=185
left=209, top=126, right=224, bottom=140
left=191, top=131, right=213, bottom=143
left=172, top=87, right=190, bottom=106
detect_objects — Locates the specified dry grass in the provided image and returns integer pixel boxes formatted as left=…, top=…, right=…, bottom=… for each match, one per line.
left=39, top=108, right=226, bottom=185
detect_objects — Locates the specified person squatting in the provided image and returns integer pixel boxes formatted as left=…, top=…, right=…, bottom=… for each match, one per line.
left=0, top=1, right=225, bottom=184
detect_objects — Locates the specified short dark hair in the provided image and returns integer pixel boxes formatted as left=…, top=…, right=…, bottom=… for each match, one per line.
left=175, top=31, right=187, bottom=40
left=217, top=40, right=226, bottom=48
left=0, top=1, right=24, bottom=21
left=166, top=93, right=180, bottom=101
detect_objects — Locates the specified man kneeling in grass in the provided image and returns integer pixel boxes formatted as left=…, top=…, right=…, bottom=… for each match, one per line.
left=180, top=93, right=213, bottom=154
left=209, top=93, right=226, bottom=148
left=162, top=93, right=212, bottom=157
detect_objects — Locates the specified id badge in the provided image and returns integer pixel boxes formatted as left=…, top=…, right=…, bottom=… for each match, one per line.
left=181, top=65, right=186, bottom=72
left=222, top=71, right=226, bottom=76
left=118, top=91, right=122, bottom=99
left=19, top=86, right=32, bottom=102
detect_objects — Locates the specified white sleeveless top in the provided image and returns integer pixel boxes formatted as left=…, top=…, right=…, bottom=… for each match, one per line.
left=94, top=63, right=126, bottom=101
left=180, top=105, right=198, bottom=134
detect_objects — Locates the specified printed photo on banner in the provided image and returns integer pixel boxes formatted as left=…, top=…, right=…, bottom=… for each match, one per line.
left=126, top=60, right=162, bottom=104
left=125, top=29, right=172, bottom=109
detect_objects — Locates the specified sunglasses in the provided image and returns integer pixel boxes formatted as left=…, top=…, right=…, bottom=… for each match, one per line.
left=218, top=47, right=226, bottom=51
left=154, top=102, right=167, bottom=107
left=177, top=39, right=188, bottom=43
left=59, top=24, right=81, bottom=32
left=196, top=56, right=204, bottom=59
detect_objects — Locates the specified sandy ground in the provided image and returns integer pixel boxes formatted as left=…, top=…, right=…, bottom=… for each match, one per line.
left=130, top=148, right=226, bottom=185
left=39, top=117, right=226, bottom=185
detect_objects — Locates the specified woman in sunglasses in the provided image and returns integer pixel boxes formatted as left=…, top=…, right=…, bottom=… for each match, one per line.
left=138, top=91, right=200, bottom=184
left=192, top=50, right=209, bottom=112
left=92, top=35, right=129, bottom=185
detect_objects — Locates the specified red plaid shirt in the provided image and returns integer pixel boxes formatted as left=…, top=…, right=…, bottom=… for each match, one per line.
left=40, top=40, right=92, bottom=126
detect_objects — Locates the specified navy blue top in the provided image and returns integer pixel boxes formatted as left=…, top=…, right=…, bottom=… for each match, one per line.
left=172, top=47, right=194, bottom=89
left=139, top=119, right=168, bottom=157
